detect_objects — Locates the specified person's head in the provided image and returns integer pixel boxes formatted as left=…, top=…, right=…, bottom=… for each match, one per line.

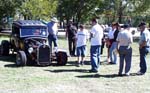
left=123, top=24, right=130, bottom=30
left=115, top=22, right=121, bottom=30
left=79, top=24, right=84, bottom=31
left=91, top=18, right=98, bottom=26
left=138, top=22, right=146, bottom=32
left=51, top=17, right=58, bottom=23
left=111, top=22, right=117, bottom=29
left=68, top=19, right=73, bottom=25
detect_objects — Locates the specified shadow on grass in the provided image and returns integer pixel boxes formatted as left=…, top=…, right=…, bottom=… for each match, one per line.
left=76, top=73, right=141, bottom=78
left=45, top=69, right=88, bottom=73
left=76, top=74, right=101, bottom=78
left=0, top=54, right=16, bottom=62
left=66, top=60, right=109, bottom=66
left=0, top=54, right=18, bottom=68
left=4, top=64, right=18, bottom=68
left=76, top=74, right=119, bottom=78
left=66, top=60, right=91, bottom=66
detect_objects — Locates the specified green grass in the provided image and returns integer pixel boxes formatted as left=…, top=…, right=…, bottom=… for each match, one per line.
left=0, top=37, right=150, bottom=93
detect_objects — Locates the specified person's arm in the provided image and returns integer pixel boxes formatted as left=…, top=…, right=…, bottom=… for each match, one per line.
left=90, top=27, right=95, bottom=38
left=52, top=23, right=58, bottom=35
left=140, top=41, right=147, bottom=49
left=139, top=32, right=147, bottom=49
left=116, top=33, right=120, bottom=51
left=126, top=32, right=133, bottom=48
left=116, top=41, right=119, bottom=52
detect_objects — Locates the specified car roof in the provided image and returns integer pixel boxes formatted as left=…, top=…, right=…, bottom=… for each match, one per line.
left=13, top=20, right=47, bottom=27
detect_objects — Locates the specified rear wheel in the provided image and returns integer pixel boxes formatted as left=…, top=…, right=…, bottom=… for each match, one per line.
left=1, top=40, right=10, bottom=56
left=56, top=51, right=68, bottom=66
left=16, top=51, right=27, bottom=66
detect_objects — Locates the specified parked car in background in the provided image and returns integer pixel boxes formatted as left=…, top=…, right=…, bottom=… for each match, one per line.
left=129, top=27, right=140, bottom=39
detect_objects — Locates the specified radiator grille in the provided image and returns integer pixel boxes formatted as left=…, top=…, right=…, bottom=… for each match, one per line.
left=37, top=45, right=51, bottom=66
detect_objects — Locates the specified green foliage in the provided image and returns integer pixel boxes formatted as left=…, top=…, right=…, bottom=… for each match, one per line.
left=57, top=0, right=103, bottom=24
left=20, top=0, right=58, bottom=20
left=97, top=0, right=150, bottom=24
left=0, top=0, right=22, bottom=17
left=0, top=0, right=150, bottom=28
left=0, top=0, right=23, bottom=28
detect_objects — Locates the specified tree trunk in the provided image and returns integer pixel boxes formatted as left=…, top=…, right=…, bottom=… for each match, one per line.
left=118, top=1, right=123, bottom=23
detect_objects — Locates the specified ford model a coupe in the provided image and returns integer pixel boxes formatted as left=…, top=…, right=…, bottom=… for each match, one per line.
left=0, top=20, right=67, bottom=66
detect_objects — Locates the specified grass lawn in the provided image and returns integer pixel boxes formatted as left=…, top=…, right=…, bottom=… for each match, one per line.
left=0, top=37, right=150, bottom=93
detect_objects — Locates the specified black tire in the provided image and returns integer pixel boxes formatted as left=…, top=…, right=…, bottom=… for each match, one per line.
left=56, top=51, right=68, bottom=66
left=16, top=51, right=27, bottom=66
left=1, top=40, right=10, bottom=56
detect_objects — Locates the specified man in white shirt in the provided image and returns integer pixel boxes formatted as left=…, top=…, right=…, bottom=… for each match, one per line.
left=117, top=24, right=133, bottom=76
left=47, top=17, right=58, bottom=51
left=89, top=18, right=103, bottom=73
left=137, top=22, right=150, bottom=75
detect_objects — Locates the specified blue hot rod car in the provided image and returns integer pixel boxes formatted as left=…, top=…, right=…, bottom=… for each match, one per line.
left=0, top=20, right=67, bottom=66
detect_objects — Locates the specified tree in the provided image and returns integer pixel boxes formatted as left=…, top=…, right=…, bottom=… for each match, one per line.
left=98, top=0, right=150, bottom=23
left=0, top=0, right=23, bottom=28
left=57, top=0, right=103, bottom=25
left=20, top=0, right=58, bottom=20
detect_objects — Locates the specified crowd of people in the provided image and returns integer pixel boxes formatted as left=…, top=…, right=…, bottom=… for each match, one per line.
left=47, top=17, right=150, bottom=76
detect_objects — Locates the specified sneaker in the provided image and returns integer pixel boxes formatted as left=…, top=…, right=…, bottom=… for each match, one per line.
left=54, top=47, right=58, bottom=52
left=136, top=71, right=145, bottom=75
left=125, top=73, right=130, bottom=76
left=89, top=69, right=98, bottom=73
left=76, top=62, right=80, bottom=67
left=108, top=62, right=116, bottom=65
left=118, top=73, right=123, bottom=76
left=80, top=61, right=84, bottom=65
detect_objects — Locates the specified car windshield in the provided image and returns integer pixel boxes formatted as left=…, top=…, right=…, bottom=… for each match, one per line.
left=20, top=27, right=48, bottom=37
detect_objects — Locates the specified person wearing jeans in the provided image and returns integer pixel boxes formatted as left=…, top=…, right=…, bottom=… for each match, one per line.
left=47, top=17, right=58, bottom=51
left=139, top=47, right=149, bottom=74
left=137, top=22, right=150, bottom=75
left=89, top=18, right=103, bottom=73
left=118, top=46, right=132, bottom=76
left=90, top=45, right=101, bottom=72
left=108, top=22, right=120, bottom=64
left=109, top=42, right=117, bottom=64
left=117, top=24, right=133, bottom=76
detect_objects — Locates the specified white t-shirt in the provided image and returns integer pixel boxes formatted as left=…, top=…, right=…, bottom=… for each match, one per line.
left=108, top=28, right=116, bottom=39
left=52, top=23, right=58, bottom=35
left=76, top=29, right=89, bottom=47
left=47, top=22, right=58, bottom=35
left=90, top=24, right=104, bottom=46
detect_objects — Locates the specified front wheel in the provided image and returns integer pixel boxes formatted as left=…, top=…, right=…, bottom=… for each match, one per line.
left=56, top=51, right=68, bottom=66
left=16, top=51, right=27, bottom=66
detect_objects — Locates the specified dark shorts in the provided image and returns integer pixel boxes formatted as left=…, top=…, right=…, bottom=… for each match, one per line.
left=76, top=45, right=86, bottom=57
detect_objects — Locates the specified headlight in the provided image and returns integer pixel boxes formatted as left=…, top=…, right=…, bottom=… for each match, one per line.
left=28, top=47, right=33, bottom=53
